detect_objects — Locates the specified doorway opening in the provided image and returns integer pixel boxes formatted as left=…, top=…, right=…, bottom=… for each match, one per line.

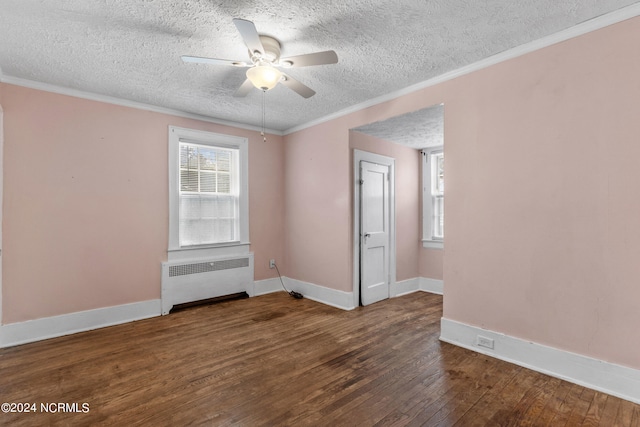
left=351, top=103, right=444, bottom=306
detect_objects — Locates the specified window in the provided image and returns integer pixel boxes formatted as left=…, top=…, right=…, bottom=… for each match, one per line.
left=422, top=147, right=444, bottom=248
left=168, top=126, right=248, bottom=257
left=179, top=143, right=238, bottom=245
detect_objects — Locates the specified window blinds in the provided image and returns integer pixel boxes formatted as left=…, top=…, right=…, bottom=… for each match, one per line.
left=178, top=142, right=239, bottom=246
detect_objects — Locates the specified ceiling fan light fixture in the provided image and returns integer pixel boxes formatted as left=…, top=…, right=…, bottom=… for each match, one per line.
left=246, top=64, right=282, bottom=91
left=182, top=19, right=337, bottom=98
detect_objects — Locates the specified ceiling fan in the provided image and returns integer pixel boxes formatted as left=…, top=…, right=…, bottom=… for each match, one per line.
left=181, top=18, right=338, bottom=98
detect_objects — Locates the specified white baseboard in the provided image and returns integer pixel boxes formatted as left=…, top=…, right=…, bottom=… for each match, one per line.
left=252, top=277, right=284, bottom=296
left=390, top=277, right=444, bottom=297
left=0, top=300, right=162, bottom=349
left=420, top=277, right=444, bottom=295
left=392, top=278, right=420, bottom=297
left=440, top=318, right=640, bottom=405
left=0, top=277, right=440, bottom=348
left=285, top=278, right=355, bottom=310
left=279, top=276, right=441, bottom=308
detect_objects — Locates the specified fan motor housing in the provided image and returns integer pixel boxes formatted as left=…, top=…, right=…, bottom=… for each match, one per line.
left=254, top=35, right=281, bottom=64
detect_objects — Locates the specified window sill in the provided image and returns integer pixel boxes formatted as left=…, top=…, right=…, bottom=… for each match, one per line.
left=422, top=239, right=444, bottom=250
left=168, top=242, right=250, bottom=262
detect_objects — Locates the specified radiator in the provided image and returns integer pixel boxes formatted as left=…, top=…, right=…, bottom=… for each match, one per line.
left=161, top=253, right=254, bottom=315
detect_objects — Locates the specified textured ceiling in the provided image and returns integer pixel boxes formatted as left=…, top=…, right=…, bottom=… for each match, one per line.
left=0, top=0, right=638, bottom=134
left=353, top=104, right=444, bottom=149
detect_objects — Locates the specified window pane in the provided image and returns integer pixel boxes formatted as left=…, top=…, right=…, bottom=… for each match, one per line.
left=180, top=218, right=216, bottom=246
left=431, top=152, right=444, bottom=195
left=216, top=195, right=234, bottom=218
left=179, top=217, right=236, bottom=245
left=177, top=140, right=240, bottom=246
left=199, top=197, right=216, bottom=218
left=180, top=196, right=201, bottom=219
left=436, top=154, right=444, bottom=193
left=200, top=171, right=216, bottom=193
left=180, top=170, right=198, bottom=192
left=427, top=150, right=444, bottom=240
left=199, top=147, right=217, bottom=171
left=179, top=195, right=238, bottom=245
left=217, top=151, right=231, bottom=172
left=215, top=219, right=235, bottom=242
left=189, top=146, right=200, bottom=169
left=180, top=145, right=198, bottom=169
left=217, top=172, right=231, bottom=193
left=433, top=196, right=444, bottom=238
left=179, top=145, right=188, bottom=168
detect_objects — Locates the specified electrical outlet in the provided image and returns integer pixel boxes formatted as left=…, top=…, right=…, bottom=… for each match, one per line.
left=477, top=336, right=494, bottom=349
left=269, top=259, right=275, bottom=269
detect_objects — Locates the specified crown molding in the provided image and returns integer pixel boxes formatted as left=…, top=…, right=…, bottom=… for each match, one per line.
left=0, top=75, right=284, bottom=136
left=2, top=2, right=639, bottom=137
left=283, top=3, right=640, bottom=135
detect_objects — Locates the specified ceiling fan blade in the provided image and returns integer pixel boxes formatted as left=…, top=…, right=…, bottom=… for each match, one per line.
left=234, top=79, right=254, bottom=97
left=233, top=18, right=264, bottom=56
left=181, top=56, right=247, bottom=67
left=280, top=50, right=338, bottom=68
left=280, top=74, right=315, bottom=98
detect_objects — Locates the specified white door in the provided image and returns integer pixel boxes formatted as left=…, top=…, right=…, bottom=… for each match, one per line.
left=360, top=161, right=390, bottom=306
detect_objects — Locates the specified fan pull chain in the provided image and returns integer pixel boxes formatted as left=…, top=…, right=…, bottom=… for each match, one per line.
left=261, top=89, right=267, bottom=143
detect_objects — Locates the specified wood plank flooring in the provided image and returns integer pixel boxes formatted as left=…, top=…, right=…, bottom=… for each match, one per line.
left=0, top=292, right=638, bottom=426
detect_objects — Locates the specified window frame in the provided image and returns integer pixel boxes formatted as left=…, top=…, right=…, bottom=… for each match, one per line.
left=422, top=146, right=444, bottom=249
left=168, top=126, right=249, bottom=260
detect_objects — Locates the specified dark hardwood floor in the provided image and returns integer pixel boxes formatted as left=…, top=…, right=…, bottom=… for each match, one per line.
left=0, top=292, right=638, bottom=426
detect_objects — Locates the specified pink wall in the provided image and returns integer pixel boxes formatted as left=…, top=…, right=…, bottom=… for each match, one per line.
left=282, top=110, right=441, bottom=291
left=282, top=119, right=352, bottom=291
left=419, top=249, right=443, bottom=280
left=283, top=92, right=446, bottom=292
left=283, top=17, right=640, bottom=369
left=349, top=130, right=421, bottom=282
left=247, top=132, right=285, bottom=281
left=1, top=84, right=284, bottom=323
left=441, top=17, right=640, bottom=369
left=4, top=15, right=638, bottom=371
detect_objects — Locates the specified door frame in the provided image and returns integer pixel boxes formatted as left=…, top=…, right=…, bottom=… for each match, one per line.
left=353, top=149, right=396, bottom=307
